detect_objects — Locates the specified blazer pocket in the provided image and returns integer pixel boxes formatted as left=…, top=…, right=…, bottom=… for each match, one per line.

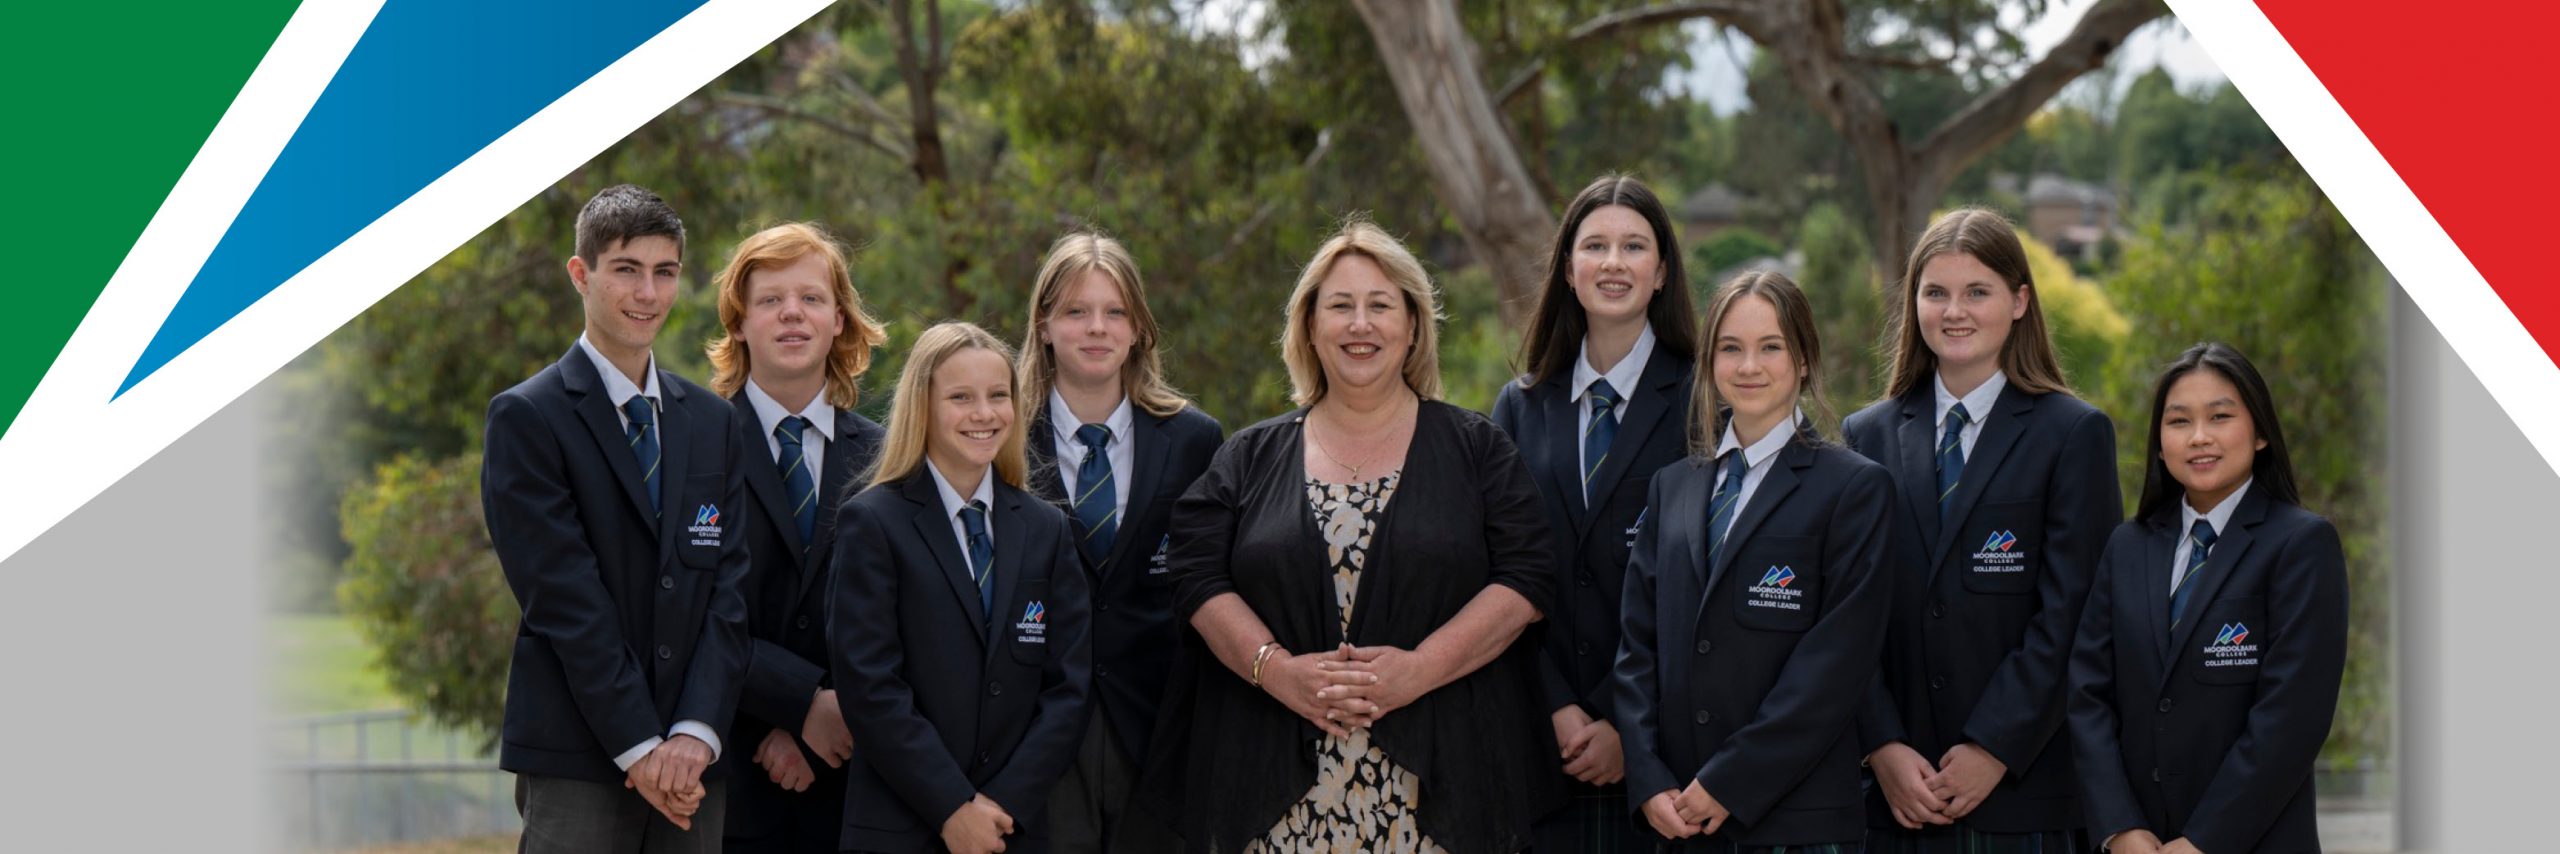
left=1731, top=535, right=1819, bottom=632
left=2188, top=596, right=2269, bottom=686
left=1006, top=580, right=1054, bottom=665
left=1956, top=500, right=2041, bottom=595
left=676, top=473, right=729, bottom=570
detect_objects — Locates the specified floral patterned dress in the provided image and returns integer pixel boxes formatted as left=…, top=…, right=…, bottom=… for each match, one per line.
left=1248, top=472, right=1447, bottom=854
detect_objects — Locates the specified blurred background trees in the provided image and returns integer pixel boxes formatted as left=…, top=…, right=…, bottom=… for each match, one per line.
left=281, top=0, right=2386, bottom=769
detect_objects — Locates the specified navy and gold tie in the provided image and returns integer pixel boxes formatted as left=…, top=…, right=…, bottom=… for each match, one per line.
left=1583, top=379, right=1622, bottom=506
left=960, top=500, right=994, bottom=618
left=775, top=416, right=818, bottom=546
left=1705, top=450, right=1749, bottom=564
left=624, top=396, right=661, bottom=515
left=1071, top=424, right=1118, bottom=567
left=1936, top=402, right=1971, bottom=527
left=2169, top=520, right=2218, bottom=627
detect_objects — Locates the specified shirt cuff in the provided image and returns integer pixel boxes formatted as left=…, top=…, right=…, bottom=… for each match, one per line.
left=670, top=720, right=724, bottom=762
left=613, top=736, right=664, bottom=772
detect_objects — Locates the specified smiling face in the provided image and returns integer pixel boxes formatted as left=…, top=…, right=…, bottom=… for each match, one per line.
left=1041, top=269, right=1135, bottom=391
left=738, top=252, right=845, bottom=387
left=1711, top=294, right=1803, bottom=437
left=1310, top=254, right=1414, bottom=396
left=570, top=235, right=683, bottom=361
left=925, top=347, right=1017, bottom=478
left=2158, top=368, right=2267, bottom=513
left=1914, top=251, right=2028, bottom=387
left=1569, top=204, right=1664, bottom=329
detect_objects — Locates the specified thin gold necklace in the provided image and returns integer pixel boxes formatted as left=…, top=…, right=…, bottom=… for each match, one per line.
left=1308, top=395, right=1410, bottom=481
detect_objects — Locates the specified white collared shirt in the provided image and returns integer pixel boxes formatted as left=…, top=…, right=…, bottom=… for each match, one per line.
left=1933, top=370, right=2009, bottom=459
left=745, top=378, right=836, bottom=480
left=578, top=334, right=723, bottom=770
left=577, top=333, right=661, bottom=428
left=1711, top=408, right=1803, bottom=521
left=2170, top=477, right=2253, bottom=596
left=1570, top=323, right=1657, bottom=482
left=928, top=459, right=999, bottom=562
left=1048, top=389, right=1134, bottom=525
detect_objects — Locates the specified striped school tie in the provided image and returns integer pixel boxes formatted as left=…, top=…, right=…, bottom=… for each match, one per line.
left=1071, top=424, right=1118, bottom=566
left=2169, top=520, right=2217, bottom=627
left=1705, top=450, right=1749, bottom=563
left=961, top=500, right=994, bottom=619
left=624, top=396, right=660, bottom=515
left=1583, top=379, right=1622, bottom=506
left=1936, top=402, right=1971, bottom=527
left=775, top=416, right=817, bottom=546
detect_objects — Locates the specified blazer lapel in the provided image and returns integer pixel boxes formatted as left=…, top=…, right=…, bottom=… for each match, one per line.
left=789, top=413, right=868, bottom=613
left=730, top=395, right=810, bottom=561
left=651, top=377, right=694, bottom=556
left=1104, top=411, right=1173, bottom=577
left=2157, top=489, right=2268, bottom=687
left=1533, top=376, right=1592, bottom=534
left=1577, top=344, right=1685, bottom=538
left=985, top=489, right=1034, bottom=649
left=1931, top=385, right=2035, bottom=578
left=2138, top=516, right=2178, bottom=662
left=1710, top=436, right=1809, bottom=589
left=905, top=475, right=988, bottom=644
left=1893, top=388, right=1941, bottom=557
left=561, top=348, right=657, bottom=526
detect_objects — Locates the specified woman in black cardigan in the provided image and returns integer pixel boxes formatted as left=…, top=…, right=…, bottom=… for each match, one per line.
left=1148, top=218, right=1559, bottom=853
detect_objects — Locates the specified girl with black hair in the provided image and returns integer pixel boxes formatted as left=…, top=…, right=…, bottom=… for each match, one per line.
left=2066, top=342, right=2348, bottom=854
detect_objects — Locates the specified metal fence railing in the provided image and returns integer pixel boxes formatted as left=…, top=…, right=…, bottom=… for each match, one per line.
left=270, top=709, right=517, bottom=850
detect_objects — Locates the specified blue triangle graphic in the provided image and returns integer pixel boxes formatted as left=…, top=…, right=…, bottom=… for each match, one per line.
left=116, top=0, right=709, bottom=397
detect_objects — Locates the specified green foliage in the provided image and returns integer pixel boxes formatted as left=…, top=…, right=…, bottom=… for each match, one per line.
left=1693, top=227, right=1784, bottom=281
left=337, top=452, right=514, bottom=744
left=1794, top=204, right=1884, bottom=415
left=2090, top=169, right=2389, bottom=766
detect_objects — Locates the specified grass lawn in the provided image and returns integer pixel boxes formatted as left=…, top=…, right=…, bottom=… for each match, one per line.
left=269, top=613, right=403, bottom=716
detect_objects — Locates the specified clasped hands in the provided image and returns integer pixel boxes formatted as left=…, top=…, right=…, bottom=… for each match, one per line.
left=1640, top=779, right=1729, bottom=839
left=1260, top=643, right=1437, bottom=737
left=624, top=734, right=714, bottom=830
left=1867, top=741, right=2008, bottom=829
left=750, top=688, right=857, bottom=793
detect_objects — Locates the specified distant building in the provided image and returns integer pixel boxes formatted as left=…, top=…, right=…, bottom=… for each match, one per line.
left=2022, top=173, right=2116, bottom=263
left=1678, top=182, right=1746, bottom=239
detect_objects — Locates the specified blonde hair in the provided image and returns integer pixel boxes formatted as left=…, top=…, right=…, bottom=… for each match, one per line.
left=1691, top=270, right=1833, bottom=456
left=1280, top=217, right=1446, bottom=407
left=867, top=322, right=1028, bottom=490
left=705, top=222, right=889, bottom=408
left=1880, top=207, right=2073, bottom=400
left=1015, top=231, right=1191, bottom=421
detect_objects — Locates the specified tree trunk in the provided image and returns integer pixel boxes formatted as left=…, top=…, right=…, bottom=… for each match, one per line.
left=1350, top=0, right=1557, bottom=328
left=887, top=0, right=972, bottom=315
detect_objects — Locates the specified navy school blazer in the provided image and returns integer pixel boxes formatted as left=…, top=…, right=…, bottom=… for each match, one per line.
left=1024, top=399, right=1222, bottom=768
left=481, top=345, right=753, bottom=783
left=826, top=470, right=1093, bottom=854
left=1841, top=382, right=2119, bottom=832
left=1489, top=339, right=1694, bottom=729
left=1611, top=428, right=1896, bottom=848
left=723, top=392, right=885, bottom=843
left=2068, top=486, right=2347, bottom=854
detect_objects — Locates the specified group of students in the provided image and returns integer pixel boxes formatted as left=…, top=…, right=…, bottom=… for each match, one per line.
left=479, top=178, right=2345, bottom=854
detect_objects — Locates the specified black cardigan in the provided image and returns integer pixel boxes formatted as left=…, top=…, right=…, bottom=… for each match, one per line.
left=1144, top=400, right=1562, bottom=853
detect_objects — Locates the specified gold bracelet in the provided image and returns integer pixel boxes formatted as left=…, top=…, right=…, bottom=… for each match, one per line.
left=1251, top=641, right=1283, bottom=687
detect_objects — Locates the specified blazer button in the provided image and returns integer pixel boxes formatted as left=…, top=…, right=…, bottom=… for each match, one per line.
left=659, top=575, right=674, bottom=590
left=1929, top=601, right=1946, bottom=618
left=1575, top=641, right=1592, bottom=655
left=2157, top=698, right=2175, bottom=713
left=1576, top=572, right=1595, bottom=588
left=1695, top=640, right=1713, bottom=655
left=656, top=645, right=672, bottom=660
left=794, top=616, right=810, bottom=630
left=988, top=682, right=1004, bottom=696
left=977, top=751, right=991, bottom=766
left=2150, top=767, right=2163, bottom=783
left=1693, top=711, right=1713, bottom=725
left=1097, top=666, right=1111, bottom=679
left=1928, top=676, right=1946, bottom=691
left=1098, top=602, right=1113, bottom=613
